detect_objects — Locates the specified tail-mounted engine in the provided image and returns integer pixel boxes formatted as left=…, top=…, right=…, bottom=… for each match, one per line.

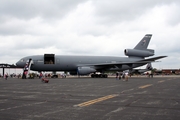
left=124, top=49, right=154, bottom=57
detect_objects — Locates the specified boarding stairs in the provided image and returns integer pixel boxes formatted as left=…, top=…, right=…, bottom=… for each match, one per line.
left=22, top=59, right=33, bottom=79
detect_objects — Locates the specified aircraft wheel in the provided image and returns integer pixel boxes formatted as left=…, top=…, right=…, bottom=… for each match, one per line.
left=99, top=74, right=108, bottom=78
left=103, top=74, right=107, bottom=78
left=100, top=74, right=103, bottom=78
left=91, top=74, right=95, bottom=78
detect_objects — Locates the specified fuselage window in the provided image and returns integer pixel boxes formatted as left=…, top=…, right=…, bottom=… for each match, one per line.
left=37, top=60, right=43, bottom=62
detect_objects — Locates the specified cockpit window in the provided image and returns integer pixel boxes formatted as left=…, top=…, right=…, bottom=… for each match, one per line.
left=26, top=60, right=29, bottom=64
left=20, top=59, right=25, bottom=62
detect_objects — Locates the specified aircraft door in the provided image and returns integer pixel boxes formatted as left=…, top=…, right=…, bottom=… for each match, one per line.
left=44, top=54, right=55, bottom=64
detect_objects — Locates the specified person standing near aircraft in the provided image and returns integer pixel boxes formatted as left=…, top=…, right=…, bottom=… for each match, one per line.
left=5, top=73, right=8, bottom=80
left=125, top=72, right=129, bottom=81
left=116, top=72, right=119, bottom=80
left=39, top=72, right=43, bottom=79
left=119, top=72, right=122, bottom=80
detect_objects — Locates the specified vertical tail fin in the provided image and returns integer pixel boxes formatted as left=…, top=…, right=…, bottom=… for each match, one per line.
left=134, top=34, right=152, bottom=50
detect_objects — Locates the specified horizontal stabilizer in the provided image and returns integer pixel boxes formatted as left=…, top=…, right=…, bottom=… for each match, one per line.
left=138, top=56, right=167, bottom=62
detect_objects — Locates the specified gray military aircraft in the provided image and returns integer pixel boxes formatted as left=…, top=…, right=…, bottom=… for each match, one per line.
left=16, top=34, right=166, bottom=78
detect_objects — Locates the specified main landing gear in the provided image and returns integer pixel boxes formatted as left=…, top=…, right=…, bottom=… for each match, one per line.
left=91, top=73, right=108, bottom=78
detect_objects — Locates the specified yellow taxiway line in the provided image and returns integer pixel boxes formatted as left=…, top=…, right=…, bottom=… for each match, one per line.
left=139, top=84, right=153, bottom=89
left=75, top=94, right=118, bottom=107
left=158, top=80, right=165, bottom=83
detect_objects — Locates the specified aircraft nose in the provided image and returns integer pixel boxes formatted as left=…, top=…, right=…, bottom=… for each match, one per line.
left=16, top=60, right=24, bottom=68
left=16, top=61, right=20, bottom=67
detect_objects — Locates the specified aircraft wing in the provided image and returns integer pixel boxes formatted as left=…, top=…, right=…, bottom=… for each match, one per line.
left=77, top=56, right=167, bottom=69
left=137, top=56, right=167, bottom=62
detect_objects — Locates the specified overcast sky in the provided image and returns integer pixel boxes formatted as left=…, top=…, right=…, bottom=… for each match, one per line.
left=0, top=0, right=180, bottom=69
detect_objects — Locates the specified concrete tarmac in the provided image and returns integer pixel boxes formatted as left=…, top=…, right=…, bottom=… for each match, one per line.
left=0, top=76, right=180, bottom=120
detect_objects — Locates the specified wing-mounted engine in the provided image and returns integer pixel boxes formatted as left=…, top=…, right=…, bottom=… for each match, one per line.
left=69, top=67, right=96, bottom=75
left=124, top=49, right=154, bottom=58
left=77, top=67, right=96, bottom=75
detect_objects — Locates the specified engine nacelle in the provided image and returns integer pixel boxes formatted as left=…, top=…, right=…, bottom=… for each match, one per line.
left=124, top=49, right=154, bottom=57
left=77, top=67, right=96, bottom=75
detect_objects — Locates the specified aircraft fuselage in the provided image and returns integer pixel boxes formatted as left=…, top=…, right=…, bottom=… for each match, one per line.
left=16, top=55, right=144, bottom=72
